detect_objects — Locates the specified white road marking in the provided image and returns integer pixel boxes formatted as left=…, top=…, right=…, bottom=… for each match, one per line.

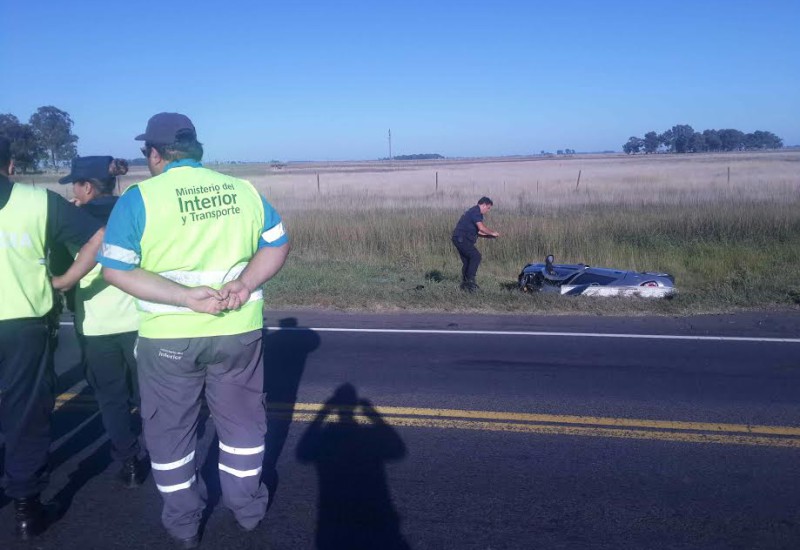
left=264, top=326, right=800, bottom=344
left=57, top=322, right=800, bottom=343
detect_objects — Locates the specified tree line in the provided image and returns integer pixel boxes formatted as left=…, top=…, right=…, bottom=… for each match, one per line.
left=0, top=107, right=78, bottom=173
left=390, top=153, right=444, bottom=161
left=623, top=125, right=783, bottom=155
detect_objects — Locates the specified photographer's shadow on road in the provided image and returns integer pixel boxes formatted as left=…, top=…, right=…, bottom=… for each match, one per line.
left=262, top=317, right=320, bottom=499
left=297, top=383, right=411, bottom=550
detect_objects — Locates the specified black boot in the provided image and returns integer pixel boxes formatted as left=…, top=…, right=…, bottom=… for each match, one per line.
left=14, top=495, right=47, bottom=540
left=460, top=279, right=479, bottom=292
left=118, top=456, right=146, bottom=488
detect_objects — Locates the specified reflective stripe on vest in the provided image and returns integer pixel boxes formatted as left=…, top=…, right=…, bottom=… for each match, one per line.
left=76, top=262, right=140, bottom=336
left=136, top=167, right=265, bottom=338
left=138, top=262, right=264, bottom=313
left=0, top=184, right=52, bottom=320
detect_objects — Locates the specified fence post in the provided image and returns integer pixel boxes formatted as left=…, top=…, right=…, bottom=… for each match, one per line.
left=317, top=173, right=320, bottom=193
left=727, top=166, right=730, bottom=185
left=575, top=170, right=582, bottom=190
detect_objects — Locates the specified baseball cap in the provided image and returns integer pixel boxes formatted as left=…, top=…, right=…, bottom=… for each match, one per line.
left=135, top=112, right=196, bottom=144
left=59, top=156, right=114, bottom=184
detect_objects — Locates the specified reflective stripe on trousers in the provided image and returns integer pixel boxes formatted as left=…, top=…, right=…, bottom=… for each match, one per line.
left=151, top=450, right=197, bottom=493
left=218, top=441, right=265, bottom=479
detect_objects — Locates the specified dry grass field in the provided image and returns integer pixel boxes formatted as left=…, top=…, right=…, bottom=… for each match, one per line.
left=24, top=150, right=800, bottom=315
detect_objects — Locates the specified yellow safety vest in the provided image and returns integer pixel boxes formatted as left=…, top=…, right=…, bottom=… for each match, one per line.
left=75, top=261, right=139, bottom=336
left=0, top=184, right=52, bottom=320
left=136, top=166, right=265, bottom=338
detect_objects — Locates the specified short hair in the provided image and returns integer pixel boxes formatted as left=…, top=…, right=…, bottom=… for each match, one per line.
left=0, top=136, right=11, bottom=168
left=478, top=196, right=493, bottom=206
left=147, top=129, right=203, bottom=162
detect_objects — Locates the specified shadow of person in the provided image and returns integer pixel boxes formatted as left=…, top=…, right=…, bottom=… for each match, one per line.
left=262, top=318, right=320, bottom=503
left=51, top=439, right=113, bottom=512
left=297, top=383, right=411, bottom=550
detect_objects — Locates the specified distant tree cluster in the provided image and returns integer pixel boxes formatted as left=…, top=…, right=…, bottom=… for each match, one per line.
left=539, top=149, right=575, bottom=156
left=389, top=153, right=444, bottom=161
left=0, top=106, right=78, bottom=173
left=623, top=125, right=783, bottom=155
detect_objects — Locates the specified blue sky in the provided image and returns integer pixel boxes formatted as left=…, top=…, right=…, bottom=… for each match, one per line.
left=2, top=1, right=798, bottom=161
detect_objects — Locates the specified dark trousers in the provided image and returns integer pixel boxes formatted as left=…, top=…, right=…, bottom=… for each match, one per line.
left=0, top=318, right=54, bottom=499
left=452, top=236, right=482, bottom=283
left=84, top=331, right=141, bottom=463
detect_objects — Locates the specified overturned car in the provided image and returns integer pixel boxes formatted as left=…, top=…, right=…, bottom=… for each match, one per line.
left=518, top=255, right=676, bottom=298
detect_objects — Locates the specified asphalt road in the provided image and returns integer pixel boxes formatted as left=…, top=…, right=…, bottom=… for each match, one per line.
left=1, top=310, right=799, bottom=550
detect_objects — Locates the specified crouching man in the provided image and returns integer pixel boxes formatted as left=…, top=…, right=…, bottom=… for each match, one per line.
left=451, top=196, right=500, bottom=291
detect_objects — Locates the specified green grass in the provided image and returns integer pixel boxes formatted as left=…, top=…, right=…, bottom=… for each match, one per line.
left=264, top=199, right=800, bottom=314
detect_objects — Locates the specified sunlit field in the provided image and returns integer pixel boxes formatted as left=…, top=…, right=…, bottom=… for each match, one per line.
left=27, top=150, right=800, bottom=314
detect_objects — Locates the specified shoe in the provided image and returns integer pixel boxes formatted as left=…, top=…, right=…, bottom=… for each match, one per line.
left=14, top=495, right=54, bottom=540
left=171, top=534, right=200, bottom=549
left=118, top=456, right=146, bottom=488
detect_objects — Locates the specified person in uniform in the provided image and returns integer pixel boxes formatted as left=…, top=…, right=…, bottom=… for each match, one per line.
left=58, top=156, right=146, bottom=487
left=0, top=136, right=105, bottom=539
left=451, top=197, right=500, bottom=291
left=98, top=113, right=290, bottom=548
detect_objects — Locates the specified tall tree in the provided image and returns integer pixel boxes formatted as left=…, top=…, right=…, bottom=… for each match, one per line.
left=744, top=130, right=783, bottom=150
left=702, top=129, right=722, bottom=151
left=643, top=131, right=659, bottom=154
left=658, top=129, right=673, bottom=151
left=718, top=129, right=745, bottom=151
left=622, top=136, right=644, bottom=154
left=29, top=106, right=78, bottom=169
left=670, top=124, right=695, bottom=153
left=0, top=114, right=45, bottom=173
left=688, top=132, right=707, bottom=153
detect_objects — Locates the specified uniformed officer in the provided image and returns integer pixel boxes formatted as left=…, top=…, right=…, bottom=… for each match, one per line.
left=0, top=136, right=105, bottom=539
left=451, top=196, right=500, bottom=291
left=98, top=113, right=290, bottom=548
left=58, top=156, right=146, bottom=487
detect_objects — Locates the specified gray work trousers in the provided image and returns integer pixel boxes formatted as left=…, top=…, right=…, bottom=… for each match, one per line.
left=137, top=330, right=269, bottom=540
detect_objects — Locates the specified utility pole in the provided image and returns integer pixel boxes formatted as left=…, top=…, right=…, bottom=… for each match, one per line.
left=388, top=129, right=392, bottom=161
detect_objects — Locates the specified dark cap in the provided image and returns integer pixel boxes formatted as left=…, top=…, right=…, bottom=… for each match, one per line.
left=135, top=112, right=196, bottom=144
left=58, top=156, right=114, bottom=184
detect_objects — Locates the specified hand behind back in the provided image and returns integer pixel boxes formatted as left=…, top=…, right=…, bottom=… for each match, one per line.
left=184, top=286, right=227, bottom=315
left=219, top=279, right=252, bottom=311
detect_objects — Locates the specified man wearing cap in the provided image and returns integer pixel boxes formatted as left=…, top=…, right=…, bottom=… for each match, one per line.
left=0, top=136, right=106, bottom=539
left=98, top=113, right=290, bottom=548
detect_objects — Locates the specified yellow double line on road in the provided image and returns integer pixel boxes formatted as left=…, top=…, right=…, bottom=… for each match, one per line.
left=55, top=391, right=800, bottom=449
left=273, top=403, right=800, bottom=449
